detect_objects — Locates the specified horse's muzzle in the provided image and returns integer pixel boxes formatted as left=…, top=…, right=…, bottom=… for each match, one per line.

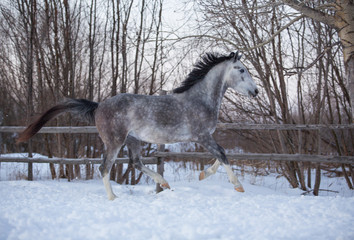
left=249, top=88, right=259, bottom=98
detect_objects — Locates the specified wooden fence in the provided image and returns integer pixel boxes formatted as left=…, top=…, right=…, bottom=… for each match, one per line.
left=0, top=124, right=353, bottom=193
left=1, top=124, right=353, bottom=164
left=2, top=123, right=352, bottom=162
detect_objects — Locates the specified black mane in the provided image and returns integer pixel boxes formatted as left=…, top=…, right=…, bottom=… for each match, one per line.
left=173, top=52, right=234, bottom=94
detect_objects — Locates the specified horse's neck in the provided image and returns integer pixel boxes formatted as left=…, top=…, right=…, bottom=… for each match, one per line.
left=185, top=65, right=228, bottom=115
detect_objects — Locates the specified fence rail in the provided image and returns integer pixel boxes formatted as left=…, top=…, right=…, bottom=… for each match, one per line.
left=154, top=152, right=354, bottom=164
left=0, top=126, right=98, bottom=133
left=0, top=156, right=158, bottom=165
left=1, top=153, right=352, bottom=165
left=1, top=123, right=353, bottom=133
left=217, top=123, right=354, bottom=130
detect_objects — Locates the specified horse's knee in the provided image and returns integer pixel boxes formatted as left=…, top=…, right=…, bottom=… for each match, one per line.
left=99, top=157, right=114, bottom=176
left=99, top=163, right=106, bottom=176
left=218, top=152, right=229, bottom=165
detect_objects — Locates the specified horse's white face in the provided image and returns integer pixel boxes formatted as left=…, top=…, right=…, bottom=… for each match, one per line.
left=225, top=57, right=258, bottom=97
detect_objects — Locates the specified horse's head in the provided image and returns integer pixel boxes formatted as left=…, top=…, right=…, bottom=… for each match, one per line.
left=225, top=52, right=258, bottom=97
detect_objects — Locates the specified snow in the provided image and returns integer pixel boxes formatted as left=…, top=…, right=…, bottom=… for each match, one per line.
left=0, top=153, right=54, bottom=181
left=1, top=154, right=354, bottom=240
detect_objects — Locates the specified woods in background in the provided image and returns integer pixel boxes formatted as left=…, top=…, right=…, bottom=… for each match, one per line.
left=0, top=0, right=169, bottom=180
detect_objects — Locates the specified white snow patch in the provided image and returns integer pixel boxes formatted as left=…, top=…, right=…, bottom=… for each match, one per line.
left=0, top=154, right=354, bottom=240
left=0, top=153, right=52, bottom=181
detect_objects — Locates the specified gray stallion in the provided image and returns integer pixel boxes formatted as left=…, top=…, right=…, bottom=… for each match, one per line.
left=17, top=52, right=258, bottom=200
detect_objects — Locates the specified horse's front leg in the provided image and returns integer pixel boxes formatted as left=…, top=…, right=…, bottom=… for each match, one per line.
left=199, top=158, right=220, bottom=180
left=198, top=135, right=244, bottom=192
left=126, top=136, right=170, bottom=189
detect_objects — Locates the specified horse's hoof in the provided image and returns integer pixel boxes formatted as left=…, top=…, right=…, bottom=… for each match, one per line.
left=235, top=186, right=245, bottom=192
left=199, top=171, right=205, bottom=181
left=160, top=183, right=171, bottom=189
left=108, top=194, right=117, bottom=201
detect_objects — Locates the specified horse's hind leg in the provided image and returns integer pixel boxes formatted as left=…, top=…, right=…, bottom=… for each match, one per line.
left=198, top=134, right=244, bottom=192
left=199, top=159, right=221, bottom=180
left=126, top=135, right=170, bottom=189
left=223, top=163, right=244, bottom=192
left=99, top=146, right=120, bottom=200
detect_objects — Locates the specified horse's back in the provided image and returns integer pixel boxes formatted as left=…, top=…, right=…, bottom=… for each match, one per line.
left=95, top=93, right=193, bottom=144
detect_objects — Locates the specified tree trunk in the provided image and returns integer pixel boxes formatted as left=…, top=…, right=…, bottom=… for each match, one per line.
left=283, top=0, right=354, bottom=120
left=45, top=134, right=56, bottom=179
left=335, top=1, right=354, bottom=121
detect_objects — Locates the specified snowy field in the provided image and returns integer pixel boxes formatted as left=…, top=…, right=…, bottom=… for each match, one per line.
left=0, top=153, right=354, bottom=240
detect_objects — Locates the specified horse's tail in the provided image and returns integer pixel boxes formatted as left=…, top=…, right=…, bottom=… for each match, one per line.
left=16, top=99, right=99, bottom=144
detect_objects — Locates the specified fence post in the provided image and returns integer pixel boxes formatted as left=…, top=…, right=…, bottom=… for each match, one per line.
left=27, top=140, right=33, bottom=181
left=313, top=129, right=321, bottom=196
left=298, top=129, right=302, bottom=154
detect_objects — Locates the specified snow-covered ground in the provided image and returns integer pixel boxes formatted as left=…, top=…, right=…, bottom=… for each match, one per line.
left=0, top=153, right=354, bottom=240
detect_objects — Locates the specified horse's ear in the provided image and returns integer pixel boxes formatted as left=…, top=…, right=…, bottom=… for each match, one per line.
left=237, top=53, right=243, bottom=60
left=233, top=51, right=239, bottom=62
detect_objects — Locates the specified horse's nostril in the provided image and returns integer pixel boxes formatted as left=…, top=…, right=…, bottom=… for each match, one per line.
left=255, top=89, right=259, bottom=95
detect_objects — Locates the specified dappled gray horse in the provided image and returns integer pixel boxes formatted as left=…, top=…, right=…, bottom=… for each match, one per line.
left=17, top=52, right=258, bottom=200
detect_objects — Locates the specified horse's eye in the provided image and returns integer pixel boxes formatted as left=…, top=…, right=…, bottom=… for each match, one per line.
left=240, top=69, right=245, bottom=73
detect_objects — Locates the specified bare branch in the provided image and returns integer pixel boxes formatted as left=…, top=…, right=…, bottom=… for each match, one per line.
left=281, top=0, right=337, bottom=29
left=161, top=14, right=304, bottom=52
left=243, top=14, right=305, bottom=51
left=284, top=41, right=341, bottom=76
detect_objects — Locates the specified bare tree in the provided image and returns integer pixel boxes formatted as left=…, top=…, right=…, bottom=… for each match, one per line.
left=0, top=0, right=194, bottom=183
left=281, top=0, right=354, bottom=121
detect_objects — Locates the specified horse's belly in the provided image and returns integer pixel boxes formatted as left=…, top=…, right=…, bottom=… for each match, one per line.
left=129, top=126, right=193, bottom=144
